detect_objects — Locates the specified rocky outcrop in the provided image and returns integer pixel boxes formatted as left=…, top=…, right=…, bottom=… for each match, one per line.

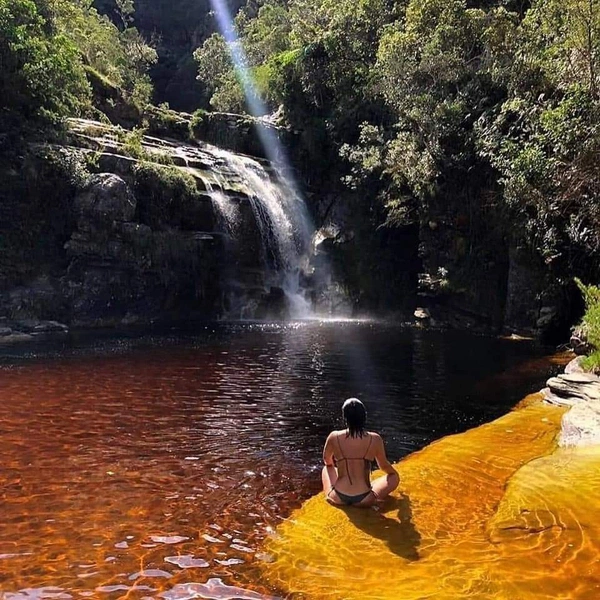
left=64, top=173, right=223, bottom=326
left=541, top=361, right=600, bottom=447
left=190, top=111, right=293, bottom=160
left=0, top=317, right=68, bottom=343
left=544, top=372, right=600, bottom=405
left=0, top=121, right=232, bottom=330
left=560, top=400, right=600, bottom=447
left=0, top=116, right=323, bottom=329
left=570, top=325, right=596, bottom=355
left=73, top=173, right=136, bottom=223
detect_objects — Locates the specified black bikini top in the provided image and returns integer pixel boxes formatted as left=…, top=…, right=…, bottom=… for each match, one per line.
left=334, top=433, right=373, bottom=485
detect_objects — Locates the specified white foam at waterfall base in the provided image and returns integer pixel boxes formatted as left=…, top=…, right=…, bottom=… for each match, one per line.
left=206, top=146, right=314, bottom=319
left=283, top=272, right=312, bottom=320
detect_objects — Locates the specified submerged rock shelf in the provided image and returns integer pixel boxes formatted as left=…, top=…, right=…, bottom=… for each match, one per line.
left=263, top=397, right=600, bottom=599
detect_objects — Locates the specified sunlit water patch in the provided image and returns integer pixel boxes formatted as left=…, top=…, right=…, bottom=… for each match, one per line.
left=0, top=323, right=561, bottom=598
left=263, top=400, right=600, bottom=600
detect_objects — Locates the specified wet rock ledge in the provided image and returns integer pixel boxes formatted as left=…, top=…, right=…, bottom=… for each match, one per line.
left=543, top=357, right=600, bottom=447
left=0, top=318, right=68, bottom=343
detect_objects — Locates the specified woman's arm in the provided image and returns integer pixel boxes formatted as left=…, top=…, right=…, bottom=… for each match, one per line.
left=373, top=434, right=398, bottom=476
left=323, top=433, right=336, bottom=467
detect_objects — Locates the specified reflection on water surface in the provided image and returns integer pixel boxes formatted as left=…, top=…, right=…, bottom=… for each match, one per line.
left=0, top=322, right=560, bottom=598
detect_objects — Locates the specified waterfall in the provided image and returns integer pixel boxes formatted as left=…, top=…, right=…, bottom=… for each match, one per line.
left=201, top=146, right=313, bottom=319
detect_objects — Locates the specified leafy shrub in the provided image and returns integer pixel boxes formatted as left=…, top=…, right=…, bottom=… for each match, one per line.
left=120, top=127, right=146, bottom=159
left=118, top=127, right=173, bottom=164
left=189, top=109, right=208, bottom=138
left=575, top=278, right=600, bottom=371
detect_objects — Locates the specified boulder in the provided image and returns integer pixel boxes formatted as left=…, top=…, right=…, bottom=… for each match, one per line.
left=559, top=400, right=600, bottom=447
left=570, top=326, right=595, bottom=355
left=414, top=307, right=431, bottom=320
left=536, top=305, right=557, bottom=330
left=13, top=319, right=68, bottom=334
left=32, top=320, right=68, bottom=333
left=544, top=373, right=600, bottom=406
left=564, top=355, right=587, bottom=374
left=74, top=173, right=136, bottom=223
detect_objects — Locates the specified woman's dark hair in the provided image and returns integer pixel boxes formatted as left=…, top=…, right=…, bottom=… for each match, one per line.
left=342, top=398, right=367, bottom=438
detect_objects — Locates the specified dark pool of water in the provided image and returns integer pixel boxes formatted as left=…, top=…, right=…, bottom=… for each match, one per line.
left=0, top=322, right=563, bottom=599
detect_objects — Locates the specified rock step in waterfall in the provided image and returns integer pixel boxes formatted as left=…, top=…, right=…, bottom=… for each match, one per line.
left=64, top=118, right=323, bottom=320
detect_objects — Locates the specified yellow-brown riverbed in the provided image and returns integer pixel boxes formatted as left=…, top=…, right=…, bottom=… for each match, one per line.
left=263, top=398, right=600, bottom=599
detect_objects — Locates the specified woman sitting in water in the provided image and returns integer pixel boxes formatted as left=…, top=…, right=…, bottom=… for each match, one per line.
left=322, top=398, right=399, bottom=507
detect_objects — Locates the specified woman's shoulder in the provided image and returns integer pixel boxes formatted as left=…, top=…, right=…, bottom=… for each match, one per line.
left=366, top=431, right=382, bottom=442
left=326, top=429, right=344, bottom=439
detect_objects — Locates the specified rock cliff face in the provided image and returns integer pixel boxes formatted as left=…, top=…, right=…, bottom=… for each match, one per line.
left=63, top=171, right=222, bottom=327
left=0, top=114, right=346, bottom=333
left=0, top=119, right=286, bottom=331
left=0, top=108, right=586, bottom=335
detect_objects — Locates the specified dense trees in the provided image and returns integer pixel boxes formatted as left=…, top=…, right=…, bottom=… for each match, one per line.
left=0, top=0, right=89, bottom=124
left=192, top=0, right=600, bottom=278
left=0, top=0, right=156, bottom=127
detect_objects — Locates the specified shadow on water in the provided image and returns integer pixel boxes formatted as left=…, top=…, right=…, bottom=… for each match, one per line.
left=343, top=494, right=420, bottom=561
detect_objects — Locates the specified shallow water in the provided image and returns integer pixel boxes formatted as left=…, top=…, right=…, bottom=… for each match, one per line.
left=263, top=401, right=600, bottom=600
left=0, top=322, right=562, bottom=599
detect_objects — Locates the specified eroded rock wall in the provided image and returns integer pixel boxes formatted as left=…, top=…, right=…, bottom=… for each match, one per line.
left=0, top=126, right=226, bottom=332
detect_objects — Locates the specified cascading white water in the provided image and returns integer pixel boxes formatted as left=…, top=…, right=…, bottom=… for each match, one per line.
left=203, top=146, right=313, bottom=319
left=207, top=188, right=240, bottom=236
left=65, top=118, right=329, bottom=320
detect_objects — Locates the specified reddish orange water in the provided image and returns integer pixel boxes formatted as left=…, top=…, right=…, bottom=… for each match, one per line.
left=0, top=323, right=561, bottom=599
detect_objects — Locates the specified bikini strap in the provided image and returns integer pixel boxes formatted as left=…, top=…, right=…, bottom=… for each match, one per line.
left=336, top=432, right=353, bottom=485
left=335, top=432, right=346, bottom=460
left=363, top=433, right=373, bottom=459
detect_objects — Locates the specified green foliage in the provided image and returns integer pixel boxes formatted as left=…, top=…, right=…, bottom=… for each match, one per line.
left=335, top=0, right=600, bottom=270
left=194, top=0, right=394, bottom=118
left=194, top=33, right=245, bottom=113
left=521, top=0, right=600, bottom=96
left=575, top=278, right=600, bottom=370
left=120, top=127, right=146, bottom=158
left=118, top=127, right=173, bottom=164
left=54, top=0, right=157, bottom=109
left=189, top=109, right=208, bottom=137
left=0, top=0, right=157, bottom=128
left=0, top=0, right=90, bottom=125
left=142, top=103, right=190, bottom=140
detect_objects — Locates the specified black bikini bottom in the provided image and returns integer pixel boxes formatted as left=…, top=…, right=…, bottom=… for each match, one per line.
left=331, top=488, right=373, bottom=505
